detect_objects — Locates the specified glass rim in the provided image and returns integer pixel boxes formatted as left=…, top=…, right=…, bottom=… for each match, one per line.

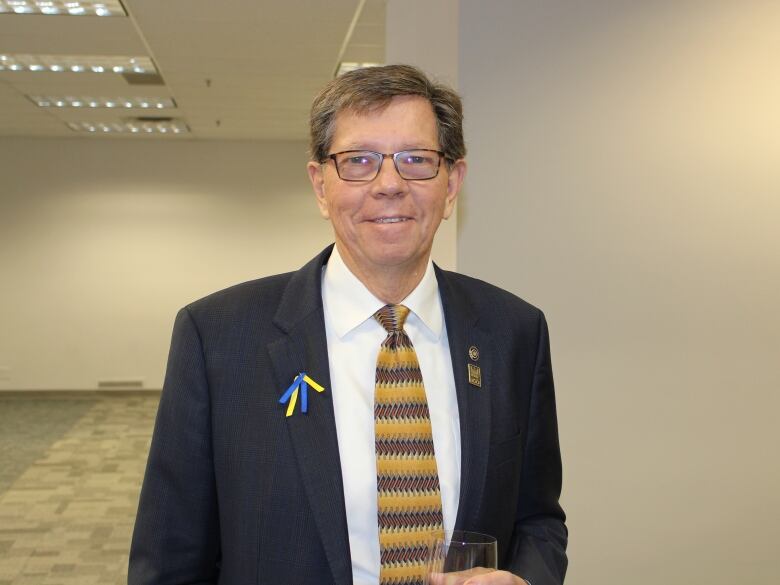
left=324, top=147, right=446, bottom=160
left=432, top=530, right=497, bottom=546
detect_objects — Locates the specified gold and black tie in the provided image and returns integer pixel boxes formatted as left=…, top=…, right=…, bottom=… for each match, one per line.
left=374, top=304, right=444, bottom=585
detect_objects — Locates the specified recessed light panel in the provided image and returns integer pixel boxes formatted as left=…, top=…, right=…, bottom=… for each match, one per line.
left=0, top=1, right=125, bottom=16
left=0, top=54, right=156, bottom=74
left=67, top=120, right=190, bottom=134
left=30, top=95, right=176, bottom=109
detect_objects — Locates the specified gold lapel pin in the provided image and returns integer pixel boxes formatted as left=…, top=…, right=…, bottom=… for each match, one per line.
left=467, top=363, right=482, bottom=388
left=468, top=345, right=480, bottom=361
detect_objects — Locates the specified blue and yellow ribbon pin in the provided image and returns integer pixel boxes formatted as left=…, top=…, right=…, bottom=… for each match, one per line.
left=279, top=372, right=325, bottom=417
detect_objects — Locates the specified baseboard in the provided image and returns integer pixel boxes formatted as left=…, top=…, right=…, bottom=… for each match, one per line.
left=0, top=389, right=162, bottom=398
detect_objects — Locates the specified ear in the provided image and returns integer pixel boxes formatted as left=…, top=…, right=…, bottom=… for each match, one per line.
left=307, top=161, right=330, bottom=219
left=442, top=158, right=466, bottom=220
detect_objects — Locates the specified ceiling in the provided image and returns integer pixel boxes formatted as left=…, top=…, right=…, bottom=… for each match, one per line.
left=0, top=0, right=385, bottom=140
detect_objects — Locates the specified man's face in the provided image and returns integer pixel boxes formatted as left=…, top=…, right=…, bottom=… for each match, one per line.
left=308, top=95, right=465, bottom=280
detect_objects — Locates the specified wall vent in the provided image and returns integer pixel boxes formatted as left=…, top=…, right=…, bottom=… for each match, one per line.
left=97, top=379, right=144, bottom=389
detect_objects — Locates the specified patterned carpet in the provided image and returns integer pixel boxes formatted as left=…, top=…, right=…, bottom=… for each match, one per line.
left=0, top=393, right=159, bottom=585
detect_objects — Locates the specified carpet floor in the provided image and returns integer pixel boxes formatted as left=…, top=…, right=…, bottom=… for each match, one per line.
left=0, top=393, right=159, bottom=585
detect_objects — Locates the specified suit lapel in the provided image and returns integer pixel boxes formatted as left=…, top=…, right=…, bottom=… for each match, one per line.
left=266, top=246, right=352, bottom=585
left=436, top=267, right=493, bottom=532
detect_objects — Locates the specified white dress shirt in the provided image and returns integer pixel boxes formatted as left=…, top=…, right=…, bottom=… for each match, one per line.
left=321, top=245, right=461, bottom=585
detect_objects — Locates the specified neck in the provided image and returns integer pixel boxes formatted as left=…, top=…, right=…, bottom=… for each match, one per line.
left=336, top=246, right=428, bottom=305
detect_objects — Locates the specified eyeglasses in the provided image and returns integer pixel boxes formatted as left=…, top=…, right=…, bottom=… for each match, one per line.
left=323, top=149, right=447, bottom=181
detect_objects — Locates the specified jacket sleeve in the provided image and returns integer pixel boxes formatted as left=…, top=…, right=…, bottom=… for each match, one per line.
left=505, top=312, right=568, bottom=584
left=128, top=307, right=221, bottom=585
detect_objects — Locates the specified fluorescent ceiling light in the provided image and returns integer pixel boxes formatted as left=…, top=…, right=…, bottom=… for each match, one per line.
left=29, top=95, right=176, bottom=109
left=0, top=54, right=156, bottom=74
left=67, top=120, right=190, bottom=134
left=336, top=62, right=382, bottom=77
left=0, top=1, right=126, bottom=16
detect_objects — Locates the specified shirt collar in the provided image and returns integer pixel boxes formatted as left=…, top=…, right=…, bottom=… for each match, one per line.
left=322, top=244, right=444, bottom=340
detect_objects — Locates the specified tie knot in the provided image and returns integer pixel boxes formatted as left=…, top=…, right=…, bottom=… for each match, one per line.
left=374, top=304, right=410, bottom=333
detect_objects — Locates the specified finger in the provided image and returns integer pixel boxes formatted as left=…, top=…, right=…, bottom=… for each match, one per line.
left=428, top=572, right=467, bottom=585
left=462, top=569, right=524, bottom=584
left=428, top=572, right=454, bottom=585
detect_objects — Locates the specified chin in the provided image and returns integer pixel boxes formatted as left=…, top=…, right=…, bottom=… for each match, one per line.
left=369, top=247, right=423, bottom=269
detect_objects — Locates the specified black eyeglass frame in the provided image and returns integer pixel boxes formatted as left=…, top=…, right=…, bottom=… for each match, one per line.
left=322, top=149, right=450, bottom=182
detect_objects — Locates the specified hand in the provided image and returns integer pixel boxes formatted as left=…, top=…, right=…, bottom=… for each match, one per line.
left=428, top=567, right=528, bottom=585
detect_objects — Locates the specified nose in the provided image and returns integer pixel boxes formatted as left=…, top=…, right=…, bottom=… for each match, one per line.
left=372, top=155, right=406, bottom=197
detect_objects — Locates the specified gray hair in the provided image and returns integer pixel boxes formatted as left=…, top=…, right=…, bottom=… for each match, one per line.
left=309, top=64, right=466, bottom=164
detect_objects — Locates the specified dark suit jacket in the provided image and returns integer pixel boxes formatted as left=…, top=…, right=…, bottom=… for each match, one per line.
left=129, top=245, right=567, bottom=585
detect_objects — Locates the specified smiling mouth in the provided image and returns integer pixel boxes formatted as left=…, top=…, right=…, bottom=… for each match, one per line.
left=373, top=217, right=410, bottom=224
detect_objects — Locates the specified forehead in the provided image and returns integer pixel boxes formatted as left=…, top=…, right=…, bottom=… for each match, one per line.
left=330, top=95, right=439, bottom=150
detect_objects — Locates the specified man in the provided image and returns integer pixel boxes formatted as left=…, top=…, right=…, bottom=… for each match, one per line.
left=129, top=65, right=567, bottom=585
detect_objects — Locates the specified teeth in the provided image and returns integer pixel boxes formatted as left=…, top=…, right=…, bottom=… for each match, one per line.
left=375, top=217, right=406, bottom=223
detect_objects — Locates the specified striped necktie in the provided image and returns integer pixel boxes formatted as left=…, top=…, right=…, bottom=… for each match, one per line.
left=374, top=304, right=444, bottom=585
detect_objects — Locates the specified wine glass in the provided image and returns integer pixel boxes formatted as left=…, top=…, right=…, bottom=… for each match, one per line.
left=426, top=530, right=498, bottom=584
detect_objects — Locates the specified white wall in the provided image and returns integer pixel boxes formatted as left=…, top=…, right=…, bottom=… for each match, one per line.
left=457, top=1, right=779, bottom=584
left=0, top=137, right=332, bottom=390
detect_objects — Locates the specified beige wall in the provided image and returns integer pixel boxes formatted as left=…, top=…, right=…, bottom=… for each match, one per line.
left=0, top=137, right=332, bottom=390
left=457, top=1, right=780, bottom=584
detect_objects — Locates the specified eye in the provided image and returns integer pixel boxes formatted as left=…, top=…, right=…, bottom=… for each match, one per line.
left=339, top=152, right=376, bottom=166
left=399, top=152, right=433, bottom=165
